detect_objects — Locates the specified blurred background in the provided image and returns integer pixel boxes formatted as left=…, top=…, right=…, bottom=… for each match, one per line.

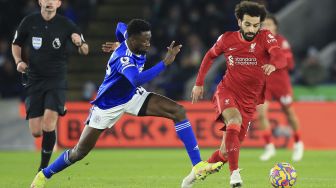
left=1, top=1, right=336, bottom=188
left=0, top=0, right=336, bottom=149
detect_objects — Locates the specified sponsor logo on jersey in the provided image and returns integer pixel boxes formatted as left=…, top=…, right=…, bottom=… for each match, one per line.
left=267, top=34, right=277, bottom=44
left=228, top=47, right=236, bottom=51
left=228, top=55, right=234, bottom=66
left=228, top=55, right=258, bottom=66
left=32, top=37, right=42, bottom=50
left=52, top=38, right=61, bottom=49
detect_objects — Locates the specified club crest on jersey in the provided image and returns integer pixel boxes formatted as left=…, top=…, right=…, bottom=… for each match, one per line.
left=121, top=56, right=130, bottom=66
left=32, top=37, right=42, bottom=50
left=249, top=43, right=256, bottom=52
left=52, top=38, right=61, bottom=49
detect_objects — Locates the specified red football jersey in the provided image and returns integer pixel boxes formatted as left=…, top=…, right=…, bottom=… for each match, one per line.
left=265, top=34, right=294, bottom=103
left=196, top=29, right=280, bottom=107
left=266, top=34, right=294, bottom=90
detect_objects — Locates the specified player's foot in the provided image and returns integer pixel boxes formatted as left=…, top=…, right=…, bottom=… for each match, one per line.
left=31, top=171, right=47, bottom=188
left=230, top=168, right=243, bottom=188
left=292, top=141, right=304, bottom=162
left=260, top=143, right=276, bottom=161
left=194, top=161, right=223, bottom=180
left=181, top=168, right=196, bottom=188
left=181, top=161, right=223, bottom=188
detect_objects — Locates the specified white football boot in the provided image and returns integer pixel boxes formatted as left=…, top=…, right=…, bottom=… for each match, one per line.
left=230, top=168, right=243, bottom=188
left=181, top=168, right=196, bottom=188
left=260, top=143, right=276, bottom=161
left=292, top=141, right=304, bottom=162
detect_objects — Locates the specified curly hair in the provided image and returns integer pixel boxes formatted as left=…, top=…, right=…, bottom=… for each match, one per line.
left=127, top=19, right=151, bottom=37
left=235, top=1, right=267, bottom=22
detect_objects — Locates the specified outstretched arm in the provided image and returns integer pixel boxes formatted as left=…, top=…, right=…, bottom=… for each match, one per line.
left=122, top=41, right=182, bottom=87
left=192, top=47, right=220, bottom=103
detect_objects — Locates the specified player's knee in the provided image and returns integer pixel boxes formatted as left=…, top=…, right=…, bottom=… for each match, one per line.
left=172, top=105, right=186, bottom=122
left=258, top=112, right=266, bottom=121
left=43, top=119, right=57, bottom=131
left=227, top=116, right=242, bottom=125
left=31, top=131, right=42, bottom=138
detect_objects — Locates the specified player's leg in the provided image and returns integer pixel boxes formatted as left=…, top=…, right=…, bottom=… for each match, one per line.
left=139, top=93, right=201, bottom=166
left=43, top=126, right=104, bottom=178
left=136, top=93, right=223, bottom=181
left=208, top=132, right=228, bottom=163
left=221, top=107, right=242, bottom=173
left=26, top=91, right=48, bottom=171
left=26, top=92, right=44, bottom=137
left=257, top=101, right=276, bottom=161
left=281, top=104, right=304, bottom=161
left=31, top=126, right=103, bottom=188
left=36, top=89, right=66, bottom=171
left=36, top=109, right=58, bottom=171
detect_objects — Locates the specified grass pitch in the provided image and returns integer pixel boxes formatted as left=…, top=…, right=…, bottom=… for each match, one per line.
left=0, top=149, right=335, bottom=188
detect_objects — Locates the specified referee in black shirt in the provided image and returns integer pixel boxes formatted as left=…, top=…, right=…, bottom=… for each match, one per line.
left=11, top=0, right=89, bottom=172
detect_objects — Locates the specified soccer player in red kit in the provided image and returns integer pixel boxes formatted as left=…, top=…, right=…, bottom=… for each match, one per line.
left=258, top=14, right=304, bottom=162
left=181, top=2, right=286, bottom=188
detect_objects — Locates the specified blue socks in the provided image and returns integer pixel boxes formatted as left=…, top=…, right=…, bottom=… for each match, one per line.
left=175, top=119, right=202, bottom=166
left=42, top=150, right=72, bottom=179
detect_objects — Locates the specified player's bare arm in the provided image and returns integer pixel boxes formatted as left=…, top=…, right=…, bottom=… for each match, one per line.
left=102, top=42, right=121, bottom=53
left=191, top=86, right=204, bottom=104
left=11, top=44, right=28, bottom=73
left=71, top=33, right=89, bottom=55
left=162, top=41, right=182, bottom=66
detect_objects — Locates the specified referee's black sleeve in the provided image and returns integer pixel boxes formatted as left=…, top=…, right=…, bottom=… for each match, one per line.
left=12, top=16, right=30, bottom=46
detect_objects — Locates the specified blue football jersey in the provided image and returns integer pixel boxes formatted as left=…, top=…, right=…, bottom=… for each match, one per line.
left=91, top=42, right=146, bottom=109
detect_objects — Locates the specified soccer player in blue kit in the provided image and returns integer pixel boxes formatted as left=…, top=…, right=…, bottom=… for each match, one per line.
left=31, top=19, right=223, bottom=188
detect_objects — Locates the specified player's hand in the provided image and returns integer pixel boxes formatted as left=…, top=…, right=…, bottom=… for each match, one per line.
left=16, top=61, right=28, bottom=73
left=262, top=64, right=276, bottom=75
left=191, top=85, right=204, bottom=103
left=102, top=42, right=120, bottom=53
left=71, top=33, right=82, bottom=47
left=163, top=41, right=182, bottom=66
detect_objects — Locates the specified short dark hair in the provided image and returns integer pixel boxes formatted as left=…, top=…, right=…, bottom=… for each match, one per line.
left=235, top=1, right=267, bottom=22
left=266, top=14, right=278, bottom=26
left=127, top=19, right=151, bottom=37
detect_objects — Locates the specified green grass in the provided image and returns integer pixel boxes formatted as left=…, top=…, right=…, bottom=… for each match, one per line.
left=0, top=149, right=336, bottom=188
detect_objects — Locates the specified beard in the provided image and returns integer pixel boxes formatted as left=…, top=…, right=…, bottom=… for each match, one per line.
left=240, top=30, right=258, bottom=41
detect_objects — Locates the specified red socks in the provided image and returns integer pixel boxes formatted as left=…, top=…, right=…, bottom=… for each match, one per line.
left=225, top=124, right=241, bottom=173
left=293, top=131, right=301, bottom=143
left=262, top=129, right=272, bottom=144
left=207, top=149, right=228, bottom=163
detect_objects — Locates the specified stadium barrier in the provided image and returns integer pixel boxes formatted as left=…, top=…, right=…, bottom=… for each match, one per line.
left=19, top=101, right=336, bottom=150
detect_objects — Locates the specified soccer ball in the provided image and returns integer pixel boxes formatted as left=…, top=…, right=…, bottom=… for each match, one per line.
left=269, top=162, right=297, bottom=188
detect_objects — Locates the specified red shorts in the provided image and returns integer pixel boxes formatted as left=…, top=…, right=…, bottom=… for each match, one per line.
left=212, top=87, right=256, bottom=142
left=265, top=81, right=293, bottom=106
left=266, top=71, right=293, bottom=106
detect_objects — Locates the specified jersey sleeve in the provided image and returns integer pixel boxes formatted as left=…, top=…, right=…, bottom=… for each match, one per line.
left=65, top=18, right=85, bottom=42
left=115, top=22, right=128, bottom=43
left=211, top=34, right=226, bottom=56
left=115, top=56, right=137, bottom=74
left=261, top=30, right=279, bottom=53
left=195, top=34, right=225, bottom=86
left=12, top=16, right=29, bottom=46
left=281, top=38, right=295, bottom=70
